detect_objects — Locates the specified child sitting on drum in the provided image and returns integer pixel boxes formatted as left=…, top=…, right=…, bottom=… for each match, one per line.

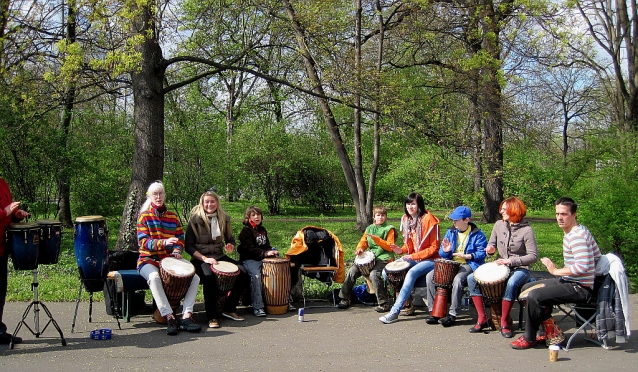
left=424, top=206, right=487, bottom=327
left=137, top=181, right=201, bottom=335
left=237, top=206, right=295, bottom=317
left=337, top=205, right=396, bottom=312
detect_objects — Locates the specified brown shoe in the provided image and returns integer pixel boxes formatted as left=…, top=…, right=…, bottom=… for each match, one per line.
left=221, top=312, right=245, bottom=321
left=399, top=302, right=415, bottom=316
left=208, top=319, right=220, bottom=328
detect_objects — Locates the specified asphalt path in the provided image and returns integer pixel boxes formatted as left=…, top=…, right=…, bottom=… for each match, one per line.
left=1, top=293, right=636, bottom=371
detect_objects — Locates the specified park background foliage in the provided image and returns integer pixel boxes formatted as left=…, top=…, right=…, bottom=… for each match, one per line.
left=1, top=1, right=637, bottom=289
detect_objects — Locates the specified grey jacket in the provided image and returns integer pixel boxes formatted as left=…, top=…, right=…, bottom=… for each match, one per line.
left=488, top=219, right=538, bottom=269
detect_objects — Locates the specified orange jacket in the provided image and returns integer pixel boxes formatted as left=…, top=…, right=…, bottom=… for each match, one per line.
left=286, top=226, right=345, bottom=283
left=400, top=212, right=440, bottom=261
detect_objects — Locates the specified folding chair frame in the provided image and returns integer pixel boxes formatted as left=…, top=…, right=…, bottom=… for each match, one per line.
left=564, top=303, right=609, bottom=351
left=300, top=265, right=339, bottom=308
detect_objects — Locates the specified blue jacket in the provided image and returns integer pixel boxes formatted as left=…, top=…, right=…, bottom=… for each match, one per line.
left=438, top=223, right=487, bottom=271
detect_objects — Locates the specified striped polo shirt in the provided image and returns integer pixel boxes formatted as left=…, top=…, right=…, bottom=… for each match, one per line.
left=562, top=224, right=601, bottom=288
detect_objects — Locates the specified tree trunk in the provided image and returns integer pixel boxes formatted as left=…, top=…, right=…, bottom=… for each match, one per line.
left=281, top=0, right=369, bottom=230
left=115, top=4, right=166, bottom=251
left=57, top=2, right=76, bottom=227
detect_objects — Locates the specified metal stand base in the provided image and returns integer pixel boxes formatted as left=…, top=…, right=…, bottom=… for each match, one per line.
left=10, top=269, right=66, bottom=349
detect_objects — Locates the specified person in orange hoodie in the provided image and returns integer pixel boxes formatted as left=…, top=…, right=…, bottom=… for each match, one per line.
left=379, top=192, right=440, bottom=324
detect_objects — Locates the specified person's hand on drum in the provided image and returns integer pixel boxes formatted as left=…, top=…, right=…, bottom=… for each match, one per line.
left=390, top=244, right=403, bottom=254
left=14, top=209, right=29, bottom=219
left=224, top=243, right=235, bottom=253
left=495, top=258, right=511, bottom=266
left=354, top=248, right=364, bottom=256
left=265, top=250, right=278, bottom=257
left=402, top=255, right=414, bottom=261
left=171, top=251, right=182, bottom=259
left=203, top=257, right=217, bottom=265
left=441, top=237, right=452, bottom=252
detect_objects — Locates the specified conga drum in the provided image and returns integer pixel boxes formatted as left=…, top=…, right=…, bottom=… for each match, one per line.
left=74, top=215, right=108, bottom=292
left=154, top=257, right=196, bottom=324
left=430, top=259, right=461, bottom=318
left=37, top=219, right=62, bottom=265
left=6, top=223, right=40, bottom=270
left=385, top=260, right=410, bottom=294
left=354, top=250, right=376, bottom=294
left=261, top=257, right=291, bottom=315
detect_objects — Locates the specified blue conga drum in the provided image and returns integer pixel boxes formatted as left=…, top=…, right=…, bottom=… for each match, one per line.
left=37, top=219, right=63, bottom=265
left=74, top=215, right=108, bottom=292
left=6, top=223, right=40, bottom=270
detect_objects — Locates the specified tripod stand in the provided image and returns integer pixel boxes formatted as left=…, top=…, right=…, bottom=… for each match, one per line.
left=10, top=268, right=67, bottom=349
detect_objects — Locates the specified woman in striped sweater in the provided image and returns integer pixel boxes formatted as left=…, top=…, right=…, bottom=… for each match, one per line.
left=137, top=181, right=201, bottom=335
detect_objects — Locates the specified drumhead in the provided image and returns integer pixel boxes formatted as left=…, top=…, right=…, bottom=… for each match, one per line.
left=262, top=257, right=289, bottom=264
left=8, top=222, right=39, bottom=230
left=473, top=261, right=509, bottom=282
left=212, top=261, right=239, bottom=274
left=75, top=215, right=105, bottom=223
left=37, top=219, right=62, bottom=226
left=354, top=250, right=375, bottom=265
left=161, top=257, right=195, bottom=276
left=385, top=260, right=410, bottom=272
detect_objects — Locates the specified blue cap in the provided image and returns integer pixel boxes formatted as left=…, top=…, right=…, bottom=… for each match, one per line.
left=449, top=206, right=472, bottom=220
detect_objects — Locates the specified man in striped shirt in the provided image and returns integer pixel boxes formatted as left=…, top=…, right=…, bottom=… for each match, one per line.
left=511, top=197, right=601, bottom=350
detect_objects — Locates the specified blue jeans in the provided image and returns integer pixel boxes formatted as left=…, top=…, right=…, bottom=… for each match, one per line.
left=467, top=267, right=530, bottom=302
left=383, top=260, right=435, bottom=314
left=242, top=259, right=265, bottom=310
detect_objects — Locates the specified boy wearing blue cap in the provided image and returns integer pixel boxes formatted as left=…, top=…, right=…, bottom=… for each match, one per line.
left=424, top=206, right=487, bottom=327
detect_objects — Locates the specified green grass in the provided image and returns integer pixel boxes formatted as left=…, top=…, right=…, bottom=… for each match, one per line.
left=6, top=207, right=574, bottom=302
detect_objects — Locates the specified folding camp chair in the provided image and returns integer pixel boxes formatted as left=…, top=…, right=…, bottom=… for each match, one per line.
left=286, top=226, right=345, bottom=308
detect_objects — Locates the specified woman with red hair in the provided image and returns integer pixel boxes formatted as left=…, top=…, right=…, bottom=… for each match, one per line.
left=466, top=196, right=538, bottom=338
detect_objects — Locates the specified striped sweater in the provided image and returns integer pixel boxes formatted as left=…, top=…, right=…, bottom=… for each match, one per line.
left=137, top=205, right=185, bottom=269
left=562, top=224, right=601, bottom=288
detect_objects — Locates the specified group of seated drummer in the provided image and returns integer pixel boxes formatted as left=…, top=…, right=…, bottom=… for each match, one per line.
left=137, top=182, right=295, bottom=336
left=340, top=193, right=601, bottom=350
left=136, top=181, right=602, bottom=350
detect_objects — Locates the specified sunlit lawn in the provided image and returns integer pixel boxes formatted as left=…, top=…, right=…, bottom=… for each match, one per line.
left=6, top=206, right=566, bottom=302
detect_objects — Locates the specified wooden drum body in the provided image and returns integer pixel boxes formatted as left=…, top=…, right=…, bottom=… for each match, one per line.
left=261, top=257, right=291, bottom=315
left=473, top=261, right=510, bottom=306
left=430, top=259, right=461, bottom=318
left=212, top=261, right=240, bottom=292
left=160, top=257, right=196, bottom=304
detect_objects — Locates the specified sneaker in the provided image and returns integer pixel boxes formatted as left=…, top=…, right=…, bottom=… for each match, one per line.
left=208, top=319, right=220, bottom=328
left=439, top=315, right=456, bottom=327
left=0, top=333, right=21, bottom=344
left=166, top=316, right=179, bottom=335
left=287, top=303, right=297, bottom=311
left=379, top=312, right=399, bottom=324
left=254, top=308, right=267, bottom=317
left=179, top=317, right=202, bottom=333
left=375, top=303, right=392, bottom=313
left=399, top=303, right=415, bottom=316
left=337, top=299, right=349, bottom=309
left=222, top=312, right=245, bottom=321
left=510, top=335, right=538, bottom=350
left=425, top=316, right=440, bottom=325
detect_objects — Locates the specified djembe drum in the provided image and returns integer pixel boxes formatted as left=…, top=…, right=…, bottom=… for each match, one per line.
left=430, top=259, right=461, bottom=318
left=354, top=250, right=376, bottom=294
left=474, top=261, right=511, bottom=331
left=385, top=260, right=410, bottom=294
left=153, top=257, right=196, bottom=324
left=211, top=261, right=240, bottom=313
